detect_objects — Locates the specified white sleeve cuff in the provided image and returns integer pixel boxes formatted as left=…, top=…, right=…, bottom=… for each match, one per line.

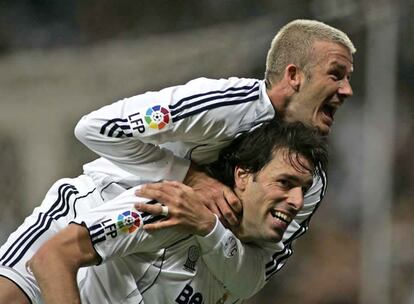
left=196, top=214, right=227, bottom=254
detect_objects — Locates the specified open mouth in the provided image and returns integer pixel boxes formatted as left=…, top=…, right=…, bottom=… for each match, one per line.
left=321, top=103, right=336, bottom=121
left=270, top=210, right=292, bottom=224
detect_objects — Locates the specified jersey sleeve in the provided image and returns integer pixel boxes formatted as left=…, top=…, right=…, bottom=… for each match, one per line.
left=71, top=188, right=185, bottom=262
left=74, top=77, right=264, bottom=181
left=74, top=85, right=191, bottom=182
left=195, top=218, right=283, bottom=299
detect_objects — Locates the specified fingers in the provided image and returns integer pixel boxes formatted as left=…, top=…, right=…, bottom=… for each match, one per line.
left=211, top=187, right=242, bottom=228
left=135, top=183, right=173, bottom=202
left=135, top=203, right=174, bottom=231
left=160, top=205, right=169, bottom=217
left=215, top=197, right=239, bottom=228
left=142, top=221, right=175, bottom=231
left=203, top=200, right=226, bottom=226
left=134, top=180, right=242, bottom=231
left=135, top=203, right=166, bottom=217
left=223, top=187, right=243, bottom=214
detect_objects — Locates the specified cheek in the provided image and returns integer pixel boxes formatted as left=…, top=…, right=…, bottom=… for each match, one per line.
left=241, top=190, right=261, bottom=214
left=265, top=189, right=285, bottom=202
left=304, top=80, right=332, bottom=100
left=244, top=188, right=270, bottom=217
left=294, top=88, right=321, bottom=111
left=259, top=190, right=284, bottom=210
left=284, top=99, right=311, bottom=122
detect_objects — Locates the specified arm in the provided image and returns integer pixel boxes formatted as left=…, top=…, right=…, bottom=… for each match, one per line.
left=136, top=181, right=281, bottom=299
left=75, top=78, right=263, bottom=179
left=75, top=78, right=267, bottom=227
left=74, top=93, right=191, bottom=182
left=76, top=79, right=248, bottom=225
left=29, top=187, right=185, bottom=304
left=74, top=77, right=258, bottom=182
left=196, top=222, right=281, bottom=298
left=28, top=224, right=99, bottom=304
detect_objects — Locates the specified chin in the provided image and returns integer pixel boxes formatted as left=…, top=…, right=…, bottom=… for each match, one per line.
left=316, top=124, right=331, bottom=136
left=266, top=233, right=283, bottom=243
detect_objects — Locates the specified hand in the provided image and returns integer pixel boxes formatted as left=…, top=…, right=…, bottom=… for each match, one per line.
left=135, top=181, right=216, bottom=236
left=184, top=163, right=242, bottom=228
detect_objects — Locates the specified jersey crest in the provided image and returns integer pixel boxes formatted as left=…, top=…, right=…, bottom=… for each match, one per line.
left=183, top=245, right=200, bottom=273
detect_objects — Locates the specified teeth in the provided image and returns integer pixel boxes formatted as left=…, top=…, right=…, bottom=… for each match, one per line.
left=272, top=211, right=292, bottom=223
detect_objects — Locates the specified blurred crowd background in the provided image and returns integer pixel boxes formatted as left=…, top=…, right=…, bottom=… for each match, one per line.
left=0, top=0, right=413, bottom=303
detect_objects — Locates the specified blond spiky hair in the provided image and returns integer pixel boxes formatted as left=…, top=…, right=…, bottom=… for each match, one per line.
left=265, top=19, right=356, bottom=87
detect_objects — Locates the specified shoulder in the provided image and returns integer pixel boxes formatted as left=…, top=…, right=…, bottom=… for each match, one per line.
left=168, top=76, right=263, bottom=116
left=181, top=77, right=261, bottom=92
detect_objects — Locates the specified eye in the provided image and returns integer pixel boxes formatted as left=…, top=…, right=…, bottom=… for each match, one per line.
left=330, top=71, right=343, bottom=81
left=277, top=179, right=292, bottom=189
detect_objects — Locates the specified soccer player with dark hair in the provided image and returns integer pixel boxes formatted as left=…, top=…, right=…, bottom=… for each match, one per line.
left=28, top=121, right=328, bottom=303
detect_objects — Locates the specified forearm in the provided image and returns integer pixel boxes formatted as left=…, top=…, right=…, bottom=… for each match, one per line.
left=28, top=224, right=99, bottom=304
left=74, top=97, right=191, bottom=182
left=30, top=250, right=81, bottom=304
left=196, top=221, right=281, bottom=298
left=75, top=117, right=190, bottom=181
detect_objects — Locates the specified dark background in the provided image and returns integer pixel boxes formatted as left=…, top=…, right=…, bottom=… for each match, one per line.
left=0, top=1, right=413, bottom=303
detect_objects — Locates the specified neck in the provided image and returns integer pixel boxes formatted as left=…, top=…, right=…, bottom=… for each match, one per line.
left=230, top=225, right=255, bottom=243
left=266, top=82, right=290, bottom=115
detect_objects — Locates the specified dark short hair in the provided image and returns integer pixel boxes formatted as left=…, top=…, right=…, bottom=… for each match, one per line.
left=203, top=120, right=328, bottom=188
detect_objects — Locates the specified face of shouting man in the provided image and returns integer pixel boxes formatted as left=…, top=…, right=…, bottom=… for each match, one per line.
left=282, top=41, right=354, bottom=135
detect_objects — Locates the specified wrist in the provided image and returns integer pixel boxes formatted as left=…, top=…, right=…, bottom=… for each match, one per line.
left=200, top=214, right=219, bottom=237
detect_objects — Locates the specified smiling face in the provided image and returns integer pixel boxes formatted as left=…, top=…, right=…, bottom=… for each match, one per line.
left=234, top=148, right=314, bottom=243
left=283, top=41, right=354, bottom=135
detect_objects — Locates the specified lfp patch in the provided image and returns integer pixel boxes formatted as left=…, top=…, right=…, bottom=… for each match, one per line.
left=144, top=105, right=170, bottom=130
left=117, top=210, right=141, bottom=233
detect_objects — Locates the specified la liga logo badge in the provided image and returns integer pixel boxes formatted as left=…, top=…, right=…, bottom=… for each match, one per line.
left=117, top=210, right=141, bottom=233
left=145, top=105, right=170, bottom=130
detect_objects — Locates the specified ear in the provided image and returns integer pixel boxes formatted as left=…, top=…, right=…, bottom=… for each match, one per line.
left=234, top=166, right=251, bottom=192
left=284, top=64, right=302, bottom=91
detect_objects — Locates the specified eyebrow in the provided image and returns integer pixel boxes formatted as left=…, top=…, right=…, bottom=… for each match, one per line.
left=329, top=62, right=346, bottom=71
left=328, top=62, right=353, bottom=77
left=278, top=174, right=313, bottom=187
left=329, top=59, right=353, bottom=70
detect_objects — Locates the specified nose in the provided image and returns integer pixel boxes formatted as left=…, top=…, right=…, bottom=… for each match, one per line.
left=338, top=78, right=353, bottom=97
left=287, top=187, right=304, bottom=211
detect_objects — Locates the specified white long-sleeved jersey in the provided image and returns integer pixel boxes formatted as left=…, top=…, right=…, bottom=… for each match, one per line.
left=75, top=77, right=274, bottom=199
left=75, top=77, right=327, bottom=297
left=74, top=187, right=282, bottom=303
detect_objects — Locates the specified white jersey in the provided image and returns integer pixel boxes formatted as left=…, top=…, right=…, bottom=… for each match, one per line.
left=74, top=187, right=281, bottom=304
left=75, top=77, right=327, bottom=292
left=76, top=77, right=274, bottom=200
left=0, top=175, right=102, bottom=303
left=0, top=77, right=326, bottom=302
